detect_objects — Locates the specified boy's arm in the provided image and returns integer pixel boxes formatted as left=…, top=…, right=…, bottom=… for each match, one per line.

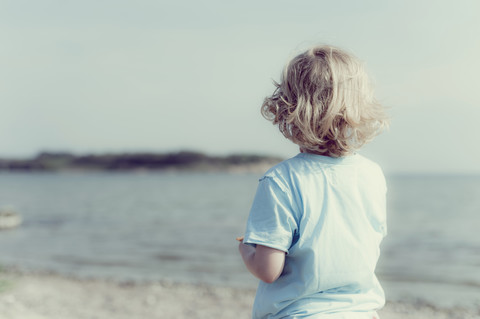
left=238, top=240, right=285, bottom=284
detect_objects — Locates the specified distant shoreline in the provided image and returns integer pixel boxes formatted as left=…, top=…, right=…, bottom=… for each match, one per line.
left=0, top=151, right=283, bottom=173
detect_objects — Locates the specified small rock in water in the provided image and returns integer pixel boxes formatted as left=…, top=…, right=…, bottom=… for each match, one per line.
left=0, top=207, right=22, bottom=230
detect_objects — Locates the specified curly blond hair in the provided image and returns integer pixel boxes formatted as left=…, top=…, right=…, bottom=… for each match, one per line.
left=261, top=45, right=388, bottom=157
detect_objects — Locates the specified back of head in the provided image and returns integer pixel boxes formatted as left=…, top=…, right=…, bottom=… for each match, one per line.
left=261, top=45, right=388, bottom=157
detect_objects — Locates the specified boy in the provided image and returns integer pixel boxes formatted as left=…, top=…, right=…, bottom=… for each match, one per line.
left=238, top=45, right=389, bottom=319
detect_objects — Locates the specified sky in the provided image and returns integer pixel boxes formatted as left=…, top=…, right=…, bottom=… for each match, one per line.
left=1, top=0, right=479, bottom=174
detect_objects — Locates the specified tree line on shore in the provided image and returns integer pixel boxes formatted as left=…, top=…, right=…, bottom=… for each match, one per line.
left=0, top=151, right=283, bottom=172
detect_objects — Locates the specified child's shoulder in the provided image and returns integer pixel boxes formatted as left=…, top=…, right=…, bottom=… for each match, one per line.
left=263, top=154, right=303, bottom=177
left=354, top=153, right=384, bottom=171
left=263, top=153, right=384, bottom=178
left=256, top=156, right=302, bottom=194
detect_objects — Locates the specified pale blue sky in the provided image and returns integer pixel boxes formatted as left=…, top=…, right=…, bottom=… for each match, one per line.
left=1, top=0, right=479, bottom=173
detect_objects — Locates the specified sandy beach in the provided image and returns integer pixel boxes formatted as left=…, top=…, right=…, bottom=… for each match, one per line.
left=0, top=270, right=478, bottom=319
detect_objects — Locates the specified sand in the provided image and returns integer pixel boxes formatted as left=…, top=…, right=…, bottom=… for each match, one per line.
left=0, top=270, right=478, bottom=319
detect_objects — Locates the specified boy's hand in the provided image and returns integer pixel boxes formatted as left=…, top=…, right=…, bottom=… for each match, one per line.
left=236, top=236, right=244, bottom=242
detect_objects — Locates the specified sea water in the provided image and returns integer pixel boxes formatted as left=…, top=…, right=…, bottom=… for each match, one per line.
left=0, top=171, right=479, bottom=309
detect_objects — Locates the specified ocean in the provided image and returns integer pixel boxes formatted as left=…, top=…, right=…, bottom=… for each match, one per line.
left=0, top=171, right=479, bottom=309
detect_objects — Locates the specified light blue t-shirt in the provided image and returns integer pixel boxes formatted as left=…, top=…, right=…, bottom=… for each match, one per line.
left=244, top=153, right=387, bottom=319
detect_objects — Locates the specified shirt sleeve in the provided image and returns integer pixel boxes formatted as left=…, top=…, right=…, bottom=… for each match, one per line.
left=243, top=175, right=297, bottom=253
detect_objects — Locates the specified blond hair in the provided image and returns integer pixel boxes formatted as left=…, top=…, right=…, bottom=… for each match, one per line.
left=261, top=45, right=388, bottom=157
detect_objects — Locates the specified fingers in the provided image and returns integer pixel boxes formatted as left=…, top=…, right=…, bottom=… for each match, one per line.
left=236, top=236, right=244, bottom=242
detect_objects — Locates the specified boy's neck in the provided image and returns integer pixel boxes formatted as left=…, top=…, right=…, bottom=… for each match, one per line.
left=299, top=147, right=327, bottom=156
left=299, top=147, right=352, bottom=158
